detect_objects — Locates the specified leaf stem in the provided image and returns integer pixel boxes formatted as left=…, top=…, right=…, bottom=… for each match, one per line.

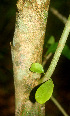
left=51, top=96, right=69, bottom=116
left=39, top=15, right=70, bottom=84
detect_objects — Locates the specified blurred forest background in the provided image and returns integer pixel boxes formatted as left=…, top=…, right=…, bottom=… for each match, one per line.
left=0, top=0, right=70, bottom=116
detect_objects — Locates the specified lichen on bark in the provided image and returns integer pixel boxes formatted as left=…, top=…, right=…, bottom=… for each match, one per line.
left=11, top=0, right=50, bottom=115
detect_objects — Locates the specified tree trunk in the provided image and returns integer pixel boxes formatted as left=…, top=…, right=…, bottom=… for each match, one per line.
left=11, top=0, right=50, bottom=115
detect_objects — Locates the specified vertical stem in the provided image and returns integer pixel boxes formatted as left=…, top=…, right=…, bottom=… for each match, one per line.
left=11, top=0, right=50, bottom=115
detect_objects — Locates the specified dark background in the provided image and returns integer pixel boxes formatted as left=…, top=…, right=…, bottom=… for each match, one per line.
left=0, top=0, right=70, bottom=116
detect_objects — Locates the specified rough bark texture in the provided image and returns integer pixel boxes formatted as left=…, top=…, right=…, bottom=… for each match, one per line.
left=11, top=0, right=50, bottom=115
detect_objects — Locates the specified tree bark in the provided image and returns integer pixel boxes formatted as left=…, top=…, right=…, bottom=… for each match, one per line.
left=11, top=0, right=50, bottom=115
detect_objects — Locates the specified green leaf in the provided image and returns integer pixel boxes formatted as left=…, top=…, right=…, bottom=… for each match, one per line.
left=47, top=36, right=55, bottom=45
left=62, top=45, right=70, bottom=60
left=35, top=79, right=54, bottom=104
left=46, top=42, right=58, bottom=55
left=30, top=63, right=44, bottom=73
left=46, top=42, right=70, bottom=60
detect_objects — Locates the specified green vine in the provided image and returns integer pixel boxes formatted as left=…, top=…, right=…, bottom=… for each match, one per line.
left=39, top=15, right=70, bottom=84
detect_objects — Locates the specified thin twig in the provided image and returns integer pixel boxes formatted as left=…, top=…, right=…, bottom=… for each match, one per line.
left=51, top=96, right=69, bottom=116
left=50, top=7, right=67, bottom=24
left=42, top=53, right=52, bottom=67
